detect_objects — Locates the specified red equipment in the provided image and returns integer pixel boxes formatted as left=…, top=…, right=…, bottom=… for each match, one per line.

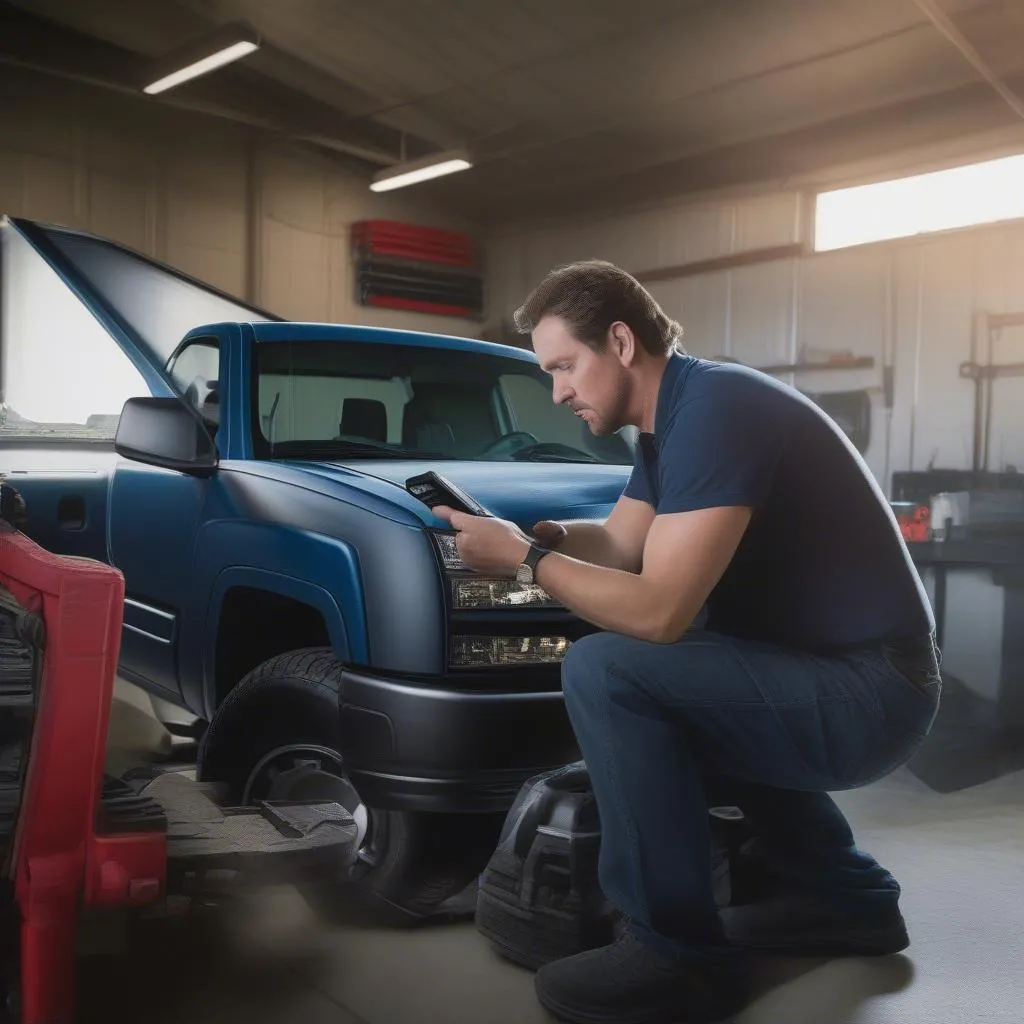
left=0, top=526, right=357, bottom=1023
left=1, top=526, right=164, bottom=1023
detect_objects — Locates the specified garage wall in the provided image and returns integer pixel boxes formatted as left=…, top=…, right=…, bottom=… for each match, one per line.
left=0, top=65, right=479, bottom=339
left=488, top=191, right=1024, bottom=494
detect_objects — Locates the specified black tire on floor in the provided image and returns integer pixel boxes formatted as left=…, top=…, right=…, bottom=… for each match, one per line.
left=196, top=648, right=503, bottom=925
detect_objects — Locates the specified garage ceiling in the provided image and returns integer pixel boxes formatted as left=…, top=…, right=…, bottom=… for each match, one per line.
left=4, top=0, right=1024, bottom=221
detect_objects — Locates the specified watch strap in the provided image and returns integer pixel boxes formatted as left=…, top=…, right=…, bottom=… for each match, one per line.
left=523, top=542, right=551, bottom=572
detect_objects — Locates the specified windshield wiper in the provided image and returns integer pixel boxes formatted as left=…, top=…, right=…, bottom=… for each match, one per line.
left=509, top=442, right=599, bottom=463
left=271, top=439, right=447, bottom=460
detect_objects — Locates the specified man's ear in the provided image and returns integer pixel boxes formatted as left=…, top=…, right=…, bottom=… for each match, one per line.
left=609, top=321, right=638, bottom=366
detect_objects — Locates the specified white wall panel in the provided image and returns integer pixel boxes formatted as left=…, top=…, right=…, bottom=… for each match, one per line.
left=680, top=273, right=730, bottom=359
left=261, top=216, right=331, bottom=322
left=646, top=273, right=729, bottom=360
left=675, top=203, right=735, bottom=265
left=910, top=237, right=978, bottom=472
left=21, top=155, right=78, bottom=226
left=88, top=171, right=149, bottom=254
left=729, top=260, right=796, bottom=368
left=733, top=193, right=802, bottom=251
left=986, top=320, right=1024, bottom=472
left=5, top=91, right=77, bottom=163
left=0, top=159, right=23, bottom=222
left=986, top=231, right=1024, bottom=473
left=0, top=65, right=480, bottom=341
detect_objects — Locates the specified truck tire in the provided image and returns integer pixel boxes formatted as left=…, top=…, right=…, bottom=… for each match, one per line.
left=196, top=648, right=503, bottom=925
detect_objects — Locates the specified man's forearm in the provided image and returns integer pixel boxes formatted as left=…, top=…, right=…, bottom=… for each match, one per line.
left=533, top=551, right=681, bottom=643
left=548, top=521, right=633, bottom=571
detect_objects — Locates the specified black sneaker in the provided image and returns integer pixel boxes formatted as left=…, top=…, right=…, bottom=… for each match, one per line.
left=720, top=892, right=909, bottom=957
left=534, top=930, right=752, bottom=1024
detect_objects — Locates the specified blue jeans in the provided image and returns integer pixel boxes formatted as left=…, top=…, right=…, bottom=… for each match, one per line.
left=559, top=628, right=942, bottom=956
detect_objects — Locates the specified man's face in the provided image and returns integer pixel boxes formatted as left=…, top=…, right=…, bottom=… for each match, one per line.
left=532, top=316, right=630, bottom=436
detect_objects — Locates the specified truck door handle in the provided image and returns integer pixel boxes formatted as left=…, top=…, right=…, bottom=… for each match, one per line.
left=58, top=495, right=86, bottom=531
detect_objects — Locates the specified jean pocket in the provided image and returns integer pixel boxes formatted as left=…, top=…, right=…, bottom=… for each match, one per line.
left=880, top=642, right=942, bottom=701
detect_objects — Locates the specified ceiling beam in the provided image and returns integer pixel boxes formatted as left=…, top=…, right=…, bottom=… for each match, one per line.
left=0, top=1, right=426, bottom=166
left=913, top=0, right=1024, bottom=124
left=470, top=68, right=1024, bottom=222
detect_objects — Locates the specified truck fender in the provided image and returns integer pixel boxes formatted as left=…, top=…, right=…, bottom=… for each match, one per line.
left=186, top=523, right=369, bottom=718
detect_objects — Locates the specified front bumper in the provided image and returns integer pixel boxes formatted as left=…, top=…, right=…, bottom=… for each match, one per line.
left=336, top=667, right=580, bottom=813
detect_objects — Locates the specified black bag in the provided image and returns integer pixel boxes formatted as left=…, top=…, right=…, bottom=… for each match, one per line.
left=0, top=480, right=28, bottom=533
left=475, top=761, right=761, bottom=970
left=0, top=577, right=45, bottom=868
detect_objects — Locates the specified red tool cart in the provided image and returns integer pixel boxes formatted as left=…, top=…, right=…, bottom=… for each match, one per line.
left=0, top=523, right=357, bottom=1023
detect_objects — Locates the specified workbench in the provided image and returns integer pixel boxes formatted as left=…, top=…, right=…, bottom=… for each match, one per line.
left=904, top=536, right=1024, bottom=790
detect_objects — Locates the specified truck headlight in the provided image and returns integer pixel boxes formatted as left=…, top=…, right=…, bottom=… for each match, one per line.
left=430, top=530, right=562, bottom=610
left=450, top=635, right=571, bottom=668
left=451, top=578, right=560, bottom=610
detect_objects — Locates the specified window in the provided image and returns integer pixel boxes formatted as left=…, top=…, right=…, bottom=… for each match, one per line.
left=0, top=223, right=148, bottom=442
left=168, top=338, right=221, bottom=430
left=254, top=340, right=633, bottom=465
left=499, top=373, right=634, bottom=461
left=814, top=151, right=1024, bottom=252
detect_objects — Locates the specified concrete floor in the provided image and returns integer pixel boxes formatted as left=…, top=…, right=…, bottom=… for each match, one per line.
left=84, top=684, right=1024, bottom=1024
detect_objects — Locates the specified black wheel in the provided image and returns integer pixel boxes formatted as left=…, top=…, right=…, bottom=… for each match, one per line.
left=196, top=648, right=503, bottom=925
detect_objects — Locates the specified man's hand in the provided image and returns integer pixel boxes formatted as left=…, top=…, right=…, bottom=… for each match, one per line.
left=531, top=520, right=567, bottom=549
left=433, top=506, right=531, bottom=576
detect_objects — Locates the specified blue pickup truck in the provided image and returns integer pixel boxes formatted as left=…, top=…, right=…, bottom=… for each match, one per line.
left=1, top=215, right=635, bottom=920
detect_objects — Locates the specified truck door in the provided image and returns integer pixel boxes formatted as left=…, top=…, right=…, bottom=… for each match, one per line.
left=108, top=329, right=231, bottom=703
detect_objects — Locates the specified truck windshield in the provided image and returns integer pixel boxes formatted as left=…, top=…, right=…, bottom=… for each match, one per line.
left=254, top=340, right=634, bottom=465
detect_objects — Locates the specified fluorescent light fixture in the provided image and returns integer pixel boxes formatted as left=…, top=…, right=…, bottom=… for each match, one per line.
left=143, top=23, right=260, bottom=95
left=814, top=151, right=1024, bottom=251
left=370, top=150, right=472, bottom=192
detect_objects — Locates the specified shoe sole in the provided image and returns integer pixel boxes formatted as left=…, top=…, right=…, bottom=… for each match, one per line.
left=729, top=922, right=910, bottom=958
left=535, top=986, right=742, bottom=1024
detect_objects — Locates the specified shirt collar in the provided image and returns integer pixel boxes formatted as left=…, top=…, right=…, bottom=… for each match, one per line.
left=651, top=350, right=691, bottom=439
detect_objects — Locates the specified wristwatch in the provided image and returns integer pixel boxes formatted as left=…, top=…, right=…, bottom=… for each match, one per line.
left=516, top=542, right=551, bottom=584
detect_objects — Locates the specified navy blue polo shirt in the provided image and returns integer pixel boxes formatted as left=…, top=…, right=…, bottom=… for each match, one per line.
left=623, top=352, right=934, bottom=651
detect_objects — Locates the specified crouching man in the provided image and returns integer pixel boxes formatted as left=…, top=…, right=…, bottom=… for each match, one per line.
left=434, top=260, right=940, bottom=1024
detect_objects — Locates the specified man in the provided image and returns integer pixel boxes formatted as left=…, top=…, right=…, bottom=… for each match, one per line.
left=434, top=260, right=941, bottom=1024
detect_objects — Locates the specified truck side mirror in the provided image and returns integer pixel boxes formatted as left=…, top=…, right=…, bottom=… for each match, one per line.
left=115, top=397, right=219, bottom=476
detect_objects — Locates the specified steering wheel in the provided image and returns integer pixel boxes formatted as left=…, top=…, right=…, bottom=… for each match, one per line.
left=478, top=430, right=539, bottom=458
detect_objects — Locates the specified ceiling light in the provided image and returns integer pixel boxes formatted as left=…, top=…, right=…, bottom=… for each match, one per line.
left=143, top=23, right=260, bottom=95
left=370, top=150, right=472, bottom=192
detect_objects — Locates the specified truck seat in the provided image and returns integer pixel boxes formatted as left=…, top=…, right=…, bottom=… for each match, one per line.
left=339, top=398, right=388, bottom=442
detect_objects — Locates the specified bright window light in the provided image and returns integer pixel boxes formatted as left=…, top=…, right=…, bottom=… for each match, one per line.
left=814, top=152, right=1024, bottom=252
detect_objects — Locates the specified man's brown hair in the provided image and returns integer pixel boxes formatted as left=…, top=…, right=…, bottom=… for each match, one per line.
left=513, top=259, right=684, bottom=356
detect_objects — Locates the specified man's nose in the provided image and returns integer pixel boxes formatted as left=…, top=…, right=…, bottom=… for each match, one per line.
left=552, top=382, right=572, bottom=405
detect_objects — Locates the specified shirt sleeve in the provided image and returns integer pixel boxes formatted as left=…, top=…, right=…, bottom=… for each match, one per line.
left=621, top=440, right=653, bottom=505
left=655, top=370, right=796, bottom=515
left=623, top=465, right=651, bottom=504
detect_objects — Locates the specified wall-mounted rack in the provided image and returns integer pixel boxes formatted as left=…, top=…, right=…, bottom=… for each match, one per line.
left=964, top=311, right=1024, bottom=473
